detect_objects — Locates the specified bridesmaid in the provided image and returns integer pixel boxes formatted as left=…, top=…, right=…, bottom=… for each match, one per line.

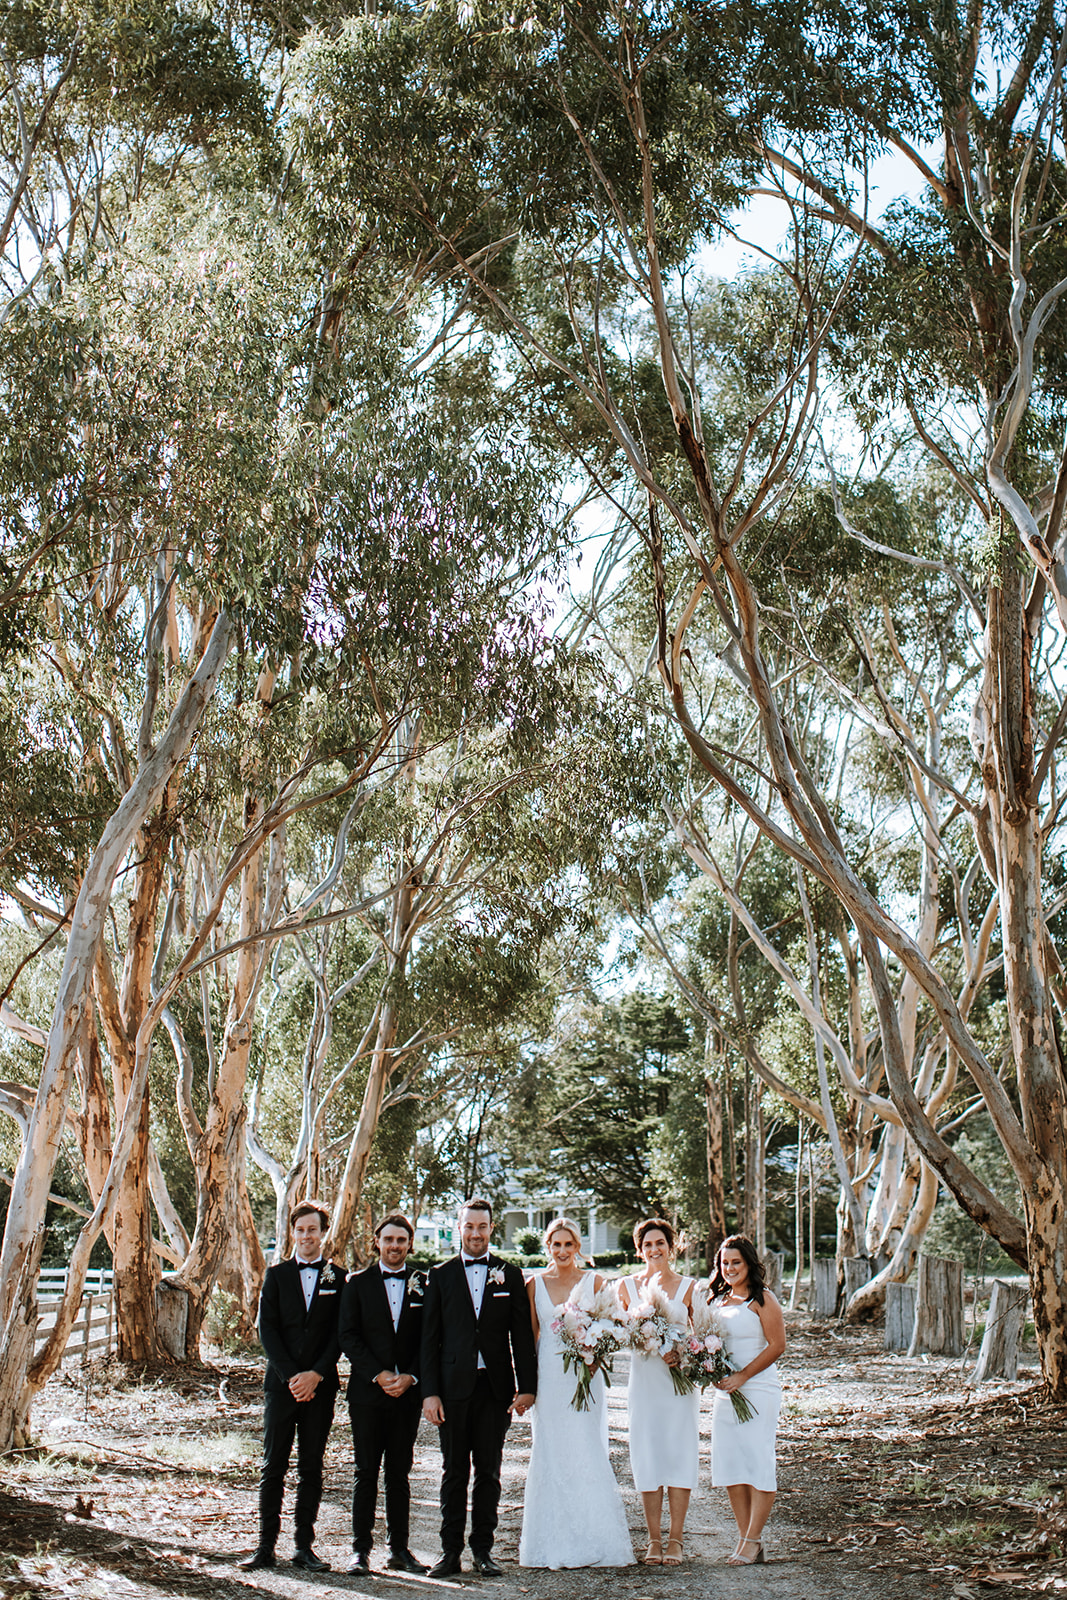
left=618, top=1218, right=699, bottom=1567
left=707, top=1234, right=786, bottom=1565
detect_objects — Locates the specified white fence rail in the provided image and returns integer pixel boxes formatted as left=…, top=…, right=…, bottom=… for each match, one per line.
left=36, top=1267, right=115, bottom=1364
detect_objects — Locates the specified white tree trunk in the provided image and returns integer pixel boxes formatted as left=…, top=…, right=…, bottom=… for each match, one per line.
left=0, top=610, right=231, bottom=1449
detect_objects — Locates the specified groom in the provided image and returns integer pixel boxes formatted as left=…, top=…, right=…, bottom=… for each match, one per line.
left=421, top=1197, right=537, bottom=1578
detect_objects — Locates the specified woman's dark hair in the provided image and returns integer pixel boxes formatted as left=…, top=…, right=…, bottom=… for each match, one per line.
left=633, top=1216, right=676, bottom=1253
left=709, top=1234, right=767, bottom=1305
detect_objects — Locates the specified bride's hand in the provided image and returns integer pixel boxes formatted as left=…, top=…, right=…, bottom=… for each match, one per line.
left=663, top=1350, right=680, bottom=1368
left=716, top=1373, right=744, bottom=1393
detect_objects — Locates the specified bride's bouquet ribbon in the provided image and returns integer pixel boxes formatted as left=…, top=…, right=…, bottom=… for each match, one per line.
left=551, top=1284, right=632, bottom=1412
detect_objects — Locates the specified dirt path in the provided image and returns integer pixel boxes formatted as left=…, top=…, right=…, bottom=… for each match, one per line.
left=3, top=1316, right=1064, bottom=1600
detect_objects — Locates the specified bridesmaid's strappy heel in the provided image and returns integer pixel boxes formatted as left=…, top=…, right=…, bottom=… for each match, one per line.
left=641, top=1540, right=663, bottom=1565
left=663, top=1538, right=684, bottom=1566
left=727, top=1538, right=765, bottom=1565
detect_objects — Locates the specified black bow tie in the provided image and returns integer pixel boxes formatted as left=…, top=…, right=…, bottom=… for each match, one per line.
left=381, top=1271, right=406, bottom=1280
left=299, top=1260, right=323, bottom=1270
left=464, top=1257, right=489, bottom=1268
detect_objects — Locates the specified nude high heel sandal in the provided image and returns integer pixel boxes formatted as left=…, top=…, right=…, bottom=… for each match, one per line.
left=727, top=1538, right=765, bottom=1565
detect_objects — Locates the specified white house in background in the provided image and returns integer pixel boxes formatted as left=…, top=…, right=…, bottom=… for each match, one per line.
left=498, top=1178, right=626, bottom=1258
left=413, top=1180, right=627, bottom=1260
left=413, top=1215, right=457, bottom=1256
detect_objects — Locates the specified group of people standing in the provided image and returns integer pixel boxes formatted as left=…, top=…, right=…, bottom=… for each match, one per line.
left=240, top=1196, right=786, bottom=1579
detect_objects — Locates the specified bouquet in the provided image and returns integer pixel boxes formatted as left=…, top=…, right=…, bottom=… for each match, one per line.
left=627, top=1284, right=696, bottom=1396
left=551, top=1283, right=632, bottom=1411
left=681, top=1296, right=757, bottom=1423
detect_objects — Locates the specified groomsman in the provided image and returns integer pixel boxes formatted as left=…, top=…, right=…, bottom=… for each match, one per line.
left=240, top=1200, right=344, bottom=1573
left=339, top=1213, right=427, bottom=1575
left=421, top=1197, right=537, bottom=1578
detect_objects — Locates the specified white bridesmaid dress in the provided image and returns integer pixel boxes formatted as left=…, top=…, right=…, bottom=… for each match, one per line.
left=622, top=1274, right=700, bottom=1493
left=709, top=1296, right=782, bottom=1491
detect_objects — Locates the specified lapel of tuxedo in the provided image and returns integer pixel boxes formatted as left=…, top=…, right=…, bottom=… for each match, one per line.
left=397, top=1267, right=417, bottom=1323
left=391, top=1260, right=415, bottom=1337
left=473, top=1253, right=499, bottom=1322
left=285, top=1258, right=311, bottom=1321
left=372, top=1266, right=400, bottom=1337
left=448, top=1255, right=479, bottom=1326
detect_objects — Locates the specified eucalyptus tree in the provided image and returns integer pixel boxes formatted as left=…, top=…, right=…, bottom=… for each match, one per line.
left=609, top=460, right=1014, bottom=1308
left=243, top=689, right=591, bottom=1273
left=0, top=3, right=581, bottom=1446
left=285, top=0, right=1067, bottom=1393
left=0, top=0, right=295, bottom=1416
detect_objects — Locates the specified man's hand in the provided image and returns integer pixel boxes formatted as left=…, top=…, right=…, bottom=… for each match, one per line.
left=422, top=1394, right=445, bottom=1426
left=509, top=1392, right=535, bottom=1416
left=377, top=1371, right=415, bottom=1398
left=289, top=1370, right=323, bottom=1403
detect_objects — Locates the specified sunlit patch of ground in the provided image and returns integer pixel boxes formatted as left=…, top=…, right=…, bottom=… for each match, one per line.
left=2, top=1317, right=1064, bottom=1600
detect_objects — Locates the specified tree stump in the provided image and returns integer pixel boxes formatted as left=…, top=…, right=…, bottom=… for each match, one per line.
left=843, top=1255, right=871, bottom=1303
left=972, top=1280, right=1029, bottom=1382
left=884, top=1281, right=916, bottom=1352
left=156, top=1276, right=189, bottom=1361
left=809, top=1256, right=838, bottom=1318
left=908, top=1255, right=964, bottom=1356
left=763, top=1250, right=785, bottom=1298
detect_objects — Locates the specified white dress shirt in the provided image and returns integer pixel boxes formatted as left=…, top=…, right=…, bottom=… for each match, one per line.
left=298, top=1258, right=322, bottom=1310
left=380, top=1262, right=405, bottom=1330
left=462, top=1254, right=489, bottom=1368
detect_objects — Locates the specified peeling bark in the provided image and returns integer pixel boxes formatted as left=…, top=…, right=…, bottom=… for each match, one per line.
left=0, top=610, right=232, bottom=1450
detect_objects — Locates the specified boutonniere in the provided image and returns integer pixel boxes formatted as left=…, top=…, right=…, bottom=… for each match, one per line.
left=320, top=1263, right=338, bottom=1287
left=407, top=1272, right=425, bottom=1301
left=488, top=1266, right=506, bottom=1287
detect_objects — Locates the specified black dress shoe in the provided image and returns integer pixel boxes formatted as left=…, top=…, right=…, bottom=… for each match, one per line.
left=470, top=1554, right=502, bottom=1577
left=428, top=1552, right=462, bottom=1578
left=386, top=1552, right=428, bottom=1575
left=238, top=1549, right=276, bottom=1571
left=347, top=1552, right=371, bottom=1574
left=293, top=1549, right=330, bottom=1572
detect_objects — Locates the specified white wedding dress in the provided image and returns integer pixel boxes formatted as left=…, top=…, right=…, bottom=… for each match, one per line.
left=709, top=1296, right=782, bottom=1491
left=518, top=1272, right=634, bottom=1568
left=623, top=1273, right=701, bottom=1493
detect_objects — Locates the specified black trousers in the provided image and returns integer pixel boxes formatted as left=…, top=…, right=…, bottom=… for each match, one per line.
left=437, top=1371, right=511, bottom=1556
left=349, top=1396, right=421, bottom=1554
left=258, top=1382, right=337, bottom=1551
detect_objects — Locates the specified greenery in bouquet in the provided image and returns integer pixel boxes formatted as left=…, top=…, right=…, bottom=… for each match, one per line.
left=686, top=1297, right=757, bottom=1422
left=551, top=1284, right=632, bottom=1411
left=627, top=1283, right=695, bottom=1396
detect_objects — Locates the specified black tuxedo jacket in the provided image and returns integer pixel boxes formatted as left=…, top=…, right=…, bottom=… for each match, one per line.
left=257, top=1257, right=344, bottom=1394
left=420, top=1253, right=537, bottom=1407
left=339, top=1263, right=425, bottom=1406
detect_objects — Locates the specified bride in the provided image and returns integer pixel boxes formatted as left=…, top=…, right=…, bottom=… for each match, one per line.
left=518, top=1218, right=634, bottom=1568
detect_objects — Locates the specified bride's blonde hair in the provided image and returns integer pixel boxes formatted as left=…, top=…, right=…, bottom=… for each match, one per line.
left=543, top=1216, right=585, bottom=1258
